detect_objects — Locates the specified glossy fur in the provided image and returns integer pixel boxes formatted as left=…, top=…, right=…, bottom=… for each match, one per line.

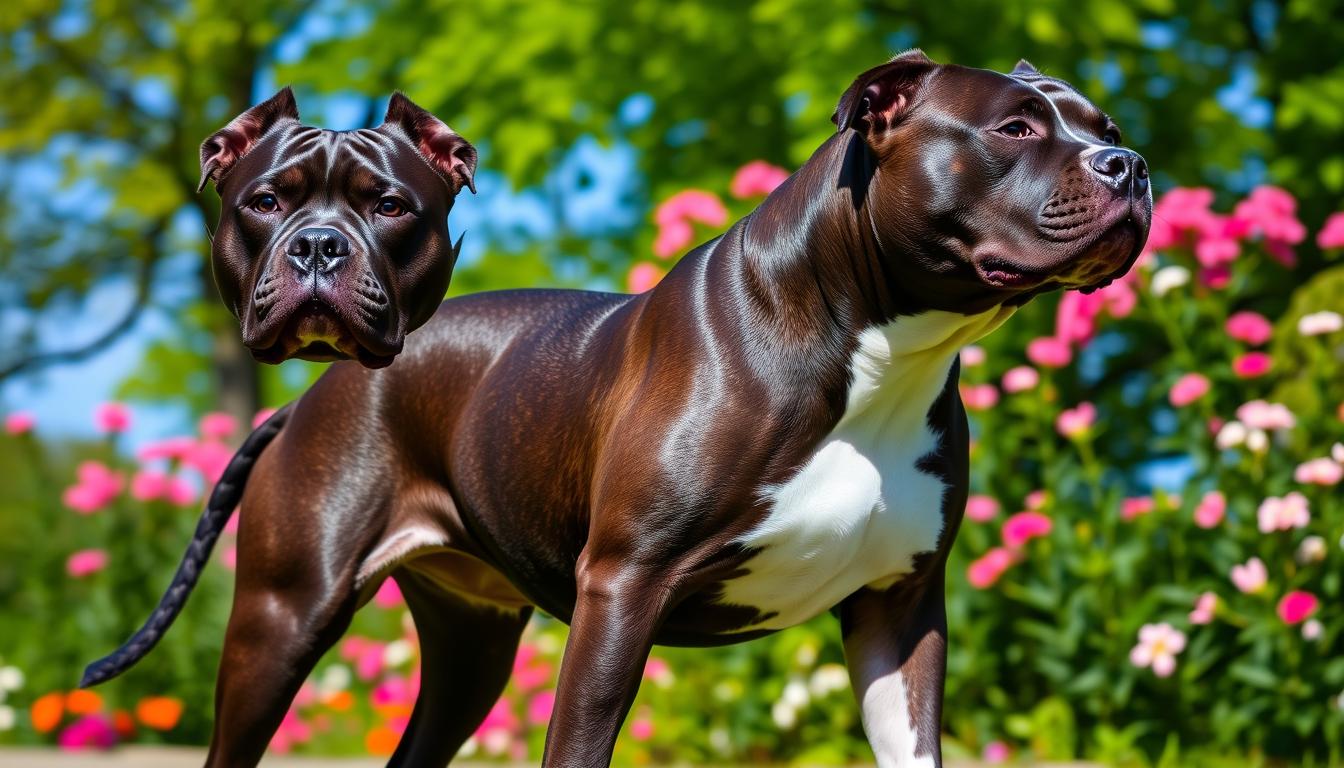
left=86, top=53, right=1151, bottom=767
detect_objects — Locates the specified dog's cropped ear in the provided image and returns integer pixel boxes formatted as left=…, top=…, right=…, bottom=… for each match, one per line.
left=198, top=88, right=299, bottom=193
left=1012, top=59, right=1040, bottom=76
left=833, top=49, right=937, bottom=135
left=381, top=93, right=477, bottom=195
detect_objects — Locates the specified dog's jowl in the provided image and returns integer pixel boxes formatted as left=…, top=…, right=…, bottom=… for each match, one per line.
left=85, top=52, right=1150, bottom=768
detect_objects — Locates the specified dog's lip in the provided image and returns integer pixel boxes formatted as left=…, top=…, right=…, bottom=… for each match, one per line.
left=974, top=256, right=1052, bottom=288
left=246, top=300, right=401, bottom=366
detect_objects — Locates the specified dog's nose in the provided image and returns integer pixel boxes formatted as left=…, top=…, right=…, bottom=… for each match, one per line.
left=1089, top=148, right=1148, bottom=195
left=286, top=227, right=350, bottom=275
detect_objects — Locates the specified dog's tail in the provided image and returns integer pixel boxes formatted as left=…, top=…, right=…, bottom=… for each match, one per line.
left=79, top=403, right=293, bottom=688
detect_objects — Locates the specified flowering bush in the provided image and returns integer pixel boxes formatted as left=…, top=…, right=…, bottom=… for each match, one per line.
left=1, top=170, right=1342, bottom=764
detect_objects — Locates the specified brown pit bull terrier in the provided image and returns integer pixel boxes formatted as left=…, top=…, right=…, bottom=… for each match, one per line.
left=84, top=52, right=1151, bottom=767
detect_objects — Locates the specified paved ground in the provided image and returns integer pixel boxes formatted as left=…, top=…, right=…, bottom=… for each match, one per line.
left=0, top=747, right=1099, bottom=767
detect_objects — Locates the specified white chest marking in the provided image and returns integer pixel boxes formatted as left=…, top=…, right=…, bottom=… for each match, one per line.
left=719, top=307, right=1015, bottom=630
left=861, top=670, right=938, bottom=768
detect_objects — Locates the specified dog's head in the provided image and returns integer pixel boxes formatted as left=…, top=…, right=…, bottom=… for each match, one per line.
left=835, top=51, right=1151, bottom=312
left=200, top=89, right=476, bottom=368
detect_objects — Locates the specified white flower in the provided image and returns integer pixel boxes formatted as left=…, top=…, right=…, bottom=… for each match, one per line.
left=1246, top=428, right=1269, bottom=454
left=0, top=667, right=22, bottom=692
left=1151, top=265, right=1191, bottom=296
left=793, top=642, right=818, bottom=667
left=709, top=727, right=732, bottom=755
left=1297, top=535, right=1328, bottom=564
left=808, top=663, right=851, bottom=697
left=1130, top=622, right=1186, bottom=677
left=1332, top=442, right=1344, bottom=464
left=318, top=663, right=351, bottom=695
left=382, top=639, right=414, bottom=668
left=1303, top=619, right=1324, bottom=641
left=1216, top=421, right=1248, bottom=449
left=1298, top=310, right=1343, bottom=336
left=771, top=699, right=798, bottom=729
left=781, top=678, right=810, bottom=709
left=0, top=705, right=14, bottom=732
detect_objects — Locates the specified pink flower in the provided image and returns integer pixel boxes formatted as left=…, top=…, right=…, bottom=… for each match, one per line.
left=527, top=690, right=555, bottom=725
left=1232, top=185, right=1306, bottom=249
left=1129, top=622, right=1186, bottom=678
left=629, top=707, right=654, bottom=741
left=93, top=402, right=131, bottom=434
left=960, top=345, right=986, bottom=366
left=374, top=579, right=404, bottom=609
left=1026, top=337, right=1071, bottom=368
left=338, top=637, right=387, bottom=681
left=1001, top=366, right=1039, bottom=393
left=1225, top=311, right=1272, bottom=346
left=1318, top=212, right=1344, bottom=249
left=1194, top=234, right=1239, bottom=267
left=1055, top=402, right=1097, bottom=438
left=4, top=411, right=35, bottom=435
left=1257, top=492, right=1310, bottom=533
left=1155, top=187, right=1216, bottom=233
left=1002, top=511, right=1052, bottom=549
left=965, top=495, right=1000, bottom=523
left=1189, top=592, right=1217, bottom=625
left=729, top=160, right=790, bottom=199
left=198, top=412, right=238, bottom=441
left=130, top=470, right=170, bottom=502
left=63, top=461, right=124, bottom=514
left=652, top=220, right=693, bottom=259
left=983, top=740, right=1011, bottom=764
left=57, top=714, right=118, bottom=750
left=224, top=511, right=240, bottom=534
left=1232, top=351, right=1272, bottom=378
left=643, top=656, right=673, bottom=686
left=1236, top=400, right=1295, bottom=431
left=221, top=546, right=237, bottom=570
left=1277, top=591, right=1319, bottom=625
left=1121, top=496, right=1155, bottom=521
left=183, top=441, right=233, bottom=484
left=66, top=549, right=109, bottom=578
left=1193, top=491, right=1226, bottom=528
left=164, top=476, right=198, bottom=506
left=512, top=644, right=554, bottom=691
left=967, top=547, right=1015, bottom=588
left=1295, top=457, right=1343, bottom=486
left=269, top=708, right=313, bottom=754
left=626, top=262, right=665, bottom=293
left=474, top=699, right=519, bottom=755
left=1168, top=373, right=1210, bottom=408
left=1230, top=557, right=1268, bottom=594
left=960, top=383, right=999, bottom=411
left=1053, top=282, right=1136, bottom=346
left=137, top=436, right=196, bottom=462
left=1024, top=490, right=1049, bottom=510
left=252, top=408, right=278, bottom=428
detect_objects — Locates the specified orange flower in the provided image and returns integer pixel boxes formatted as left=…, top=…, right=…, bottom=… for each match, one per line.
left=323, top=690, right=354, bottom=712
left=372, top=703, right=413, bottom=720
left=31, top=692, right=65, bottom=733
left=65, top=689, right=103, bottom=715
left=112, top=709, right=136, bottom=738
left=135, top=696, right=183, bottom=731
left=365, top=725, right=399, bottom=756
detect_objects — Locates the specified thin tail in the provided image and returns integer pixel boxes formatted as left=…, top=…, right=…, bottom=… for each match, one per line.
left=80, top=403, right=293, bottom=688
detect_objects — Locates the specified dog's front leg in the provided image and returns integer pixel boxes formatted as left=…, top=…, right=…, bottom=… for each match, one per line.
left=841, top=570, right=948, bottom=768
left=542, top=556, right=674, bottom=767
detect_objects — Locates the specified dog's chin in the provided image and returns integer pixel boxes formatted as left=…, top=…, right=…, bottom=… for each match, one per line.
left=248, top=302, right=400, bottom=369
left=974, top=218, right=1144, bottom=296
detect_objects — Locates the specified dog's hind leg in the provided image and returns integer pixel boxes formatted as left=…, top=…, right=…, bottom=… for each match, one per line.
left=386, top=569, right=531, bottom=767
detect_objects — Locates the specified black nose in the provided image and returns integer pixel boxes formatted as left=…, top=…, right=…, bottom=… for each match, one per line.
left=286, top=227, right=350, bottom=275
left=1089, top=148, right=1148, bottom=195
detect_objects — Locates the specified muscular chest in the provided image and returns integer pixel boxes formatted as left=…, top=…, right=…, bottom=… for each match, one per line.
left=716, top=307, right=1013, bottom=630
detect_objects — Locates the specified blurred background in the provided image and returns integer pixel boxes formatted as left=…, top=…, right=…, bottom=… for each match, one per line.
left=2, top=0, right=1343, bottom=765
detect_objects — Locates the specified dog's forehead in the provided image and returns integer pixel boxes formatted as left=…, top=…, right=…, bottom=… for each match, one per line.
left=245, top=123, right=435, bottom=190
left=925, top=66, right=1113, bottom=136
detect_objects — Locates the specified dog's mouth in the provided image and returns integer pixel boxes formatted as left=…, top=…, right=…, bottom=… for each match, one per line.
left=249, top=301, right=399, bottom=368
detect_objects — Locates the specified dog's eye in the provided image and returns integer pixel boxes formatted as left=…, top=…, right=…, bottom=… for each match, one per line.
left=250, top=193, right=279, bottom=213
left=997, top=121, right=1035, bottom=139
left=376, top=197, right=408, bottom=217
left=1102, top=130, right=1121, bottom=146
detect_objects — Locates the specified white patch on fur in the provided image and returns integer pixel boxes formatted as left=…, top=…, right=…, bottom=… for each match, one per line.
left=718, top=307, right=1014, bottom=630
left=860, top=669, right=937, bottom=768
